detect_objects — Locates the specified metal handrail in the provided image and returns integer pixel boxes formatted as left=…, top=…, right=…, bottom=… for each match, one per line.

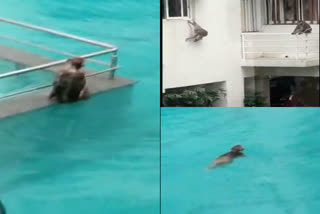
left=0, top=49, right=114, bottom=79
left=0, top=17, right=120, bottom=99
left=0, top=66, right=120, bottom=100
left=0, top=35, right=110, bottom=66
left=0, top=17, right=116, bottom=49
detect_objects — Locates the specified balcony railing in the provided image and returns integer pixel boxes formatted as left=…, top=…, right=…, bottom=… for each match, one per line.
left=241, top=32, right=319, bottom=67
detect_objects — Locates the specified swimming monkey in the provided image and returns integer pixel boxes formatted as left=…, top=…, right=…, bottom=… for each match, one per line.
left=49, top=57, right=90, bottom=102
left=185, top=20, right=208, bottom=42
left=291, top=21, right=312, bottom=35
left=207, top=145, right=245, bottom=170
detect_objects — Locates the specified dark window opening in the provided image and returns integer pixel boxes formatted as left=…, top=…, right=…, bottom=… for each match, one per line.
left=183, top=0, right=188, bottom=17
left=163, top=0, right=189, bottom=19
left=266, top=0, right=319, bottom=24
left=162, top=0, right=166, bottom=19
left=270, top=77, right=319, bottom=107
left=168, top=0, right=182, bottom=17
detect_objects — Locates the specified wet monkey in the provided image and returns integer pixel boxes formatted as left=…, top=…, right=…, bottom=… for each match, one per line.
left=49, top=57, right=84, bottom=102
left=49, top=69, right=73, bottom=102
left=207, top=145, right=245, bottom=170
left=185, top=20, right=208, bottom=42
left=67, top=71, right=90, bottom=102
left=49, top=57, right=89, bottom=102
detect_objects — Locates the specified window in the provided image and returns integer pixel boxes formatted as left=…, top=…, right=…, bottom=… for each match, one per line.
left=162, top=0, right=190, bottom=19
left=241, top=0, right=259, bottom=32
left=265, top=0, right=319, bottom=24
left=162, top=0, right=166, bottom=19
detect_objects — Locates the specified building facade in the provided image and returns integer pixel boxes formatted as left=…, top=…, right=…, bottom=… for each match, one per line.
left=162, top=0, right=319, bottom=106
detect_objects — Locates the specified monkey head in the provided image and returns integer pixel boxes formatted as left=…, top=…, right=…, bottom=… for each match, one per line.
left=203, top=30, right=208, bottom=36
left=67, top=57, right=85, bottom=70
left=231, top=145, right=244, bottom=153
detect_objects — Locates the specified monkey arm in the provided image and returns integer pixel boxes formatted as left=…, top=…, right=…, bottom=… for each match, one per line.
left=79, top=86, right=90, bottom=99
left=54, top=70, right=64, bottom=82
left=302, top=27, right=312, bottom=33
left=194, top=34, right=202, bottom=42
left=187, top=20, right=195, bottom=25
left=49, top=88, right=57, bottom=99
left=49, top=79, right=59, bottom=99
left=185, top=34, right=198, bottom=42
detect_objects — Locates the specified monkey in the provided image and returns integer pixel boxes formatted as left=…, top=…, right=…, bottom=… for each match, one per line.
left=49, top=69, right=73, bottom=102
left=49, top=57, right=89, bottom=102
left=185, top=20, right=208, bottom=42
left=207, top=145, right=245, bottom=170
left=49, top=57, right=82, bottom=102
left=65, top=57, right=84, bottom=71
left=291, top=21, right=313, bottom=59
left=67, top=71, right=90, bottom=102
left=291, top=21, right=312, bottom=35
left=55, top=57, right=84, bottom=84
left=0, top=200, right=5, bottom=214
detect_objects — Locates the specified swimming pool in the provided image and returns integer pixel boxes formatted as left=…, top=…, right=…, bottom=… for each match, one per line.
left=0, top=0, right=159, bottom=213
left=162, top=108, right=320, bottom=214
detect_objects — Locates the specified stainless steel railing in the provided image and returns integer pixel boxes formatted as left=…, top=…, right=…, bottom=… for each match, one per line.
left=0, top=17, right=119, bottom=99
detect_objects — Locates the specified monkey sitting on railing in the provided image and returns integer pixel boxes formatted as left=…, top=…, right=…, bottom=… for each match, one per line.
left=185, top=20, right=208, bottom=42
left=291, top=21, right=312, bottom=35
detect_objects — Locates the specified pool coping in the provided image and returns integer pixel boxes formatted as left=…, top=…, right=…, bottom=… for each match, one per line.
left=0, top=44, right=136, bottom=119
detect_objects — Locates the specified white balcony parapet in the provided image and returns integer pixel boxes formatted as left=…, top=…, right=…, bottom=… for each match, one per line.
left=241, top=32, right=319, bottom=67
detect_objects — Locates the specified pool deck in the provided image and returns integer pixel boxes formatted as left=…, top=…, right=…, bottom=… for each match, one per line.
left=0, top=45, right=135, bottom=119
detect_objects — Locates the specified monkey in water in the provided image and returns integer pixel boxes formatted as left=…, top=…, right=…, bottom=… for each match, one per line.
left=207, top=145, right=245, bottom=170
left=185, top=20, right=208, bottom=42
left=0, top=200, right=5, bottom=214
left=49, top=57, right=90, bottom=102
left=291, top=21, right=312, bottom=35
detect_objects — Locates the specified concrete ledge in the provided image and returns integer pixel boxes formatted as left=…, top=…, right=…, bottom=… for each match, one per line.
left=241, top=58, right=319, bottom=67
left=0, top=45, right=136, bottom=119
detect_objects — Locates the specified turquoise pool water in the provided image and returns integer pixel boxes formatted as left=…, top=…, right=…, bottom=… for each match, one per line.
left=162, top=108, right=320, bottom=214
left=0, top=1, right=159, bottom=213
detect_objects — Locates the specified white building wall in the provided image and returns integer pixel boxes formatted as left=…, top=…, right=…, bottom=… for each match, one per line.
left=163, top=0, right=319, bottom=107
left=163, top=0, right=245, bottom=107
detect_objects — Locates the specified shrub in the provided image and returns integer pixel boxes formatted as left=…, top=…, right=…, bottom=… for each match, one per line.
left=163, top=87, right=225, bottom=107
left=244, top=92, right=266, bottom=107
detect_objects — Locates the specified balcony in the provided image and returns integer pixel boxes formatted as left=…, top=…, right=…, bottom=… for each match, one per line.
left=241, top=32, right=319, bottom=67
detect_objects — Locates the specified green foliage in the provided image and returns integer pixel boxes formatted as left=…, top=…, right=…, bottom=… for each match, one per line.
left=163, top=87, right=225, bottom=107
left=244, top=92, right=266, bottom=107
